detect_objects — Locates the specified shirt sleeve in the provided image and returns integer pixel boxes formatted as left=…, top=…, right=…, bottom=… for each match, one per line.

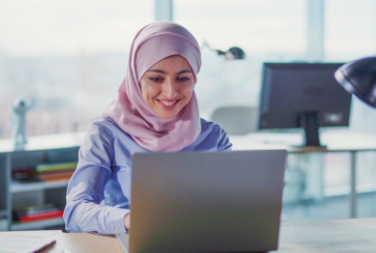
left=63, top=123, right=129, bottom=234
left=217, top=126, right=232, bottom=151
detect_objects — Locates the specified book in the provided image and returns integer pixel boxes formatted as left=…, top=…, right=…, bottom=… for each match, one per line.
left=12, top=204, right=61, bottom=222
left=42, top=175, right=73, bottom=182
left=35, top=161, right=77, bottom=173
left=13, top=207, right=61, bottom=221
left=13, top=203, right=55, bottom=213
left=37, top=170, right=74, bottom=180
left=19, top=210, right=64, bottom=223
left=11, top=168, right=38, bottom=181
left=12, top=161, right=77, bottom=182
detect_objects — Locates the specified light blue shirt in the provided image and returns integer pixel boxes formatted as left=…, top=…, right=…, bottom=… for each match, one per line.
left=63, top=115, right=232, bottom=234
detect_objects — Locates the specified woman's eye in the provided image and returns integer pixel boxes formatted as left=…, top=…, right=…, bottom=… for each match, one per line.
left=150, top=77, right=163, bottom=82
left=177, top=77, right=190, bottom=82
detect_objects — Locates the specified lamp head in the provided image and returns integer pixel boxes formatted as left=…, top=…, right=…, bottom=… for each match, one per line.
left=203, top=41, right=245, bottom=60
left=225, top=47, right=245, bottom=60
left=334, top=57, right=376, bottom=108
left=216, top=47, right=245, bottom=60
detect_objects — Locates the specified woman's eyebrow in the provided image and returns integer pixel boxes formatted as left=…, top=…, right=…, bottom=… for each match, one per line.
left=147, top=69, right=167, bottom=74
left=177, top=70, right=192, bottom=74
left=146, top=69, right=192, bottom=75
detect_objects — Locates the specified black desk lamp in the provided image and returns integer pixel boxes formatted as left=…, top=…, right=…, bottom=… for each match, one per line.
left=335, top=57, right=376, bottom=108
left=202, top=41, right=245, bottom=60
left=215, top=47, right=245, bottom=60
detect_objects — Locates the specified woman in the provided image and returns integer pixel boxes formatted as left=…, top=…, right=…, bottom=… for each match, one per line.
left=63, top=21, right=232, bottom=234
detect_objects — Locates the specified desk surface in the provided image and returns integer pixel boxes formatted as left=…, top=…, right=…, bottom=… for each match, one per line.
left=1, top=218, right=375, bottom=253
left=0, top=230, right=124, bottom=253
left=275, top=217, right=376, bottom=252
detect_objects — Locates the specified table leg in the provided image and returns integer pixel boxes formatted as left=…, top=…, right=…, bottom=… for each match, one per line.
left=300, top=152, right=324, bottom=201
left=350, top=151, right=357, bottom=218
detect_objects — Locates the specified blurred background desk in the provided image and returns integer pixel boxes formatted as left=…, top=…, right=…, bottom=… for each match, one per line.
left=229, top=130, right=376, bottom=218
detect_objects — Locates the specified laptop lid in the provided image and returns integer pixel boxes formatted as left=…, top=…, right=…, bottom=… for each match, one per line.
left=129, top=150, right=287, bottom=253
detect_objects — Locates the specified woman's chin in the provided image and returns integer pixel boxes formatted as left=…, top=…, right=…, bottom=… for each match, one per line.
left=156, top=111, right=178, bottom=119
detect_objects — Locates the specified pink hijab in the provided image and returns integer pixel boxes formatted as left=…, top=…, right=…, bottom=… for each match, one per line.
left=103, top=21, right=201, bottom=152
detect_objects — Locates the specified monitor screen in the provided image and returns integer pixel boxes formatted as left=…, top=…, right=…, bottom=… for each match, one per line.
left=258, top=62, right=352, bottom=146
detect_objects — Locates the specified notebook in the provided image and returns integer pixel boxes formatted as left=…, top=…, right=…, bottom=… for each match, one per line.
left=117, top=149, right=287, bottom=253
left=0, top=234, right=57, bottom=253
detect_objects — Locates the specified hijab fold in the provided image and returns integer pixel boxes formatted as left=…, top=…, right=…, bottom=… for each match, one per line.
left=103, top=21, right=201, bottom=152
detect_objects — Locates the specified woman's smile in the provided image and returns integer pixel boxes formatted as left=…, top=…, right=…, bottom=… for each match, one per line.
left=157, top=99, right=181, bottom=109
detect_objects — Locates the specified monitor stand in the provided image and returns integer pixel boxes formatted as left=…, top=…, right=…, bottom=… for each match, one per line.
left=299, top=111, right=326, bottom=148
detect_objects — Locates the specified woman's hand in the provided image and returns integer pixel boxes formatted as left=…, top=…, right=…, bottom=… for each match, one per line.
left=124, top=213, right=131, bottom=231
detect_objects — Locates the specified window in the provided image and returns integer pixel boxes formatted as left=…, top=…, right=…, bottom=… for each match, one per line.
left=325, top=0, right=376, bottom=61
left=175, top=0, right=307, bottom=117
left=0, top=0, right=153, bottom=139
left=324, top=0, right=376, bottom=135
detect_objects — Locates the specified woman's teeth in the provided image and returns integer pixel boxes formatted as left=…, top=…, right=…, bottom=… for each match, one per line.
left=161, top=101, right=176, bottom=106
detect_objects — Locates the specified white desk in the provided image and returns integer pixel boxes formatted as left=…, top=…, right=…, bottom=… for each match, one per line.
left=2, top=218, right=376, bottom=252
left=229, top=130, right=376, bottom=218
left=0, top=230, right=124, bottom=253
left=274, top=217, right=376, bottom=252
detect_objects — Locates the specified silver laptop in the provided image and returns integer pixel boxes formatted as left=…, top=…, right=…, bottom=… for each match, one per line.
left=117, top=149, right=287, bottom=253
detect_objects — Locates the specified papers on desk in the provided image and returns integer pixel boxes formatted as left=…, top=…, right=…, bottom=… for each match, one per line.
left=0, top=235, right=56, bottom=253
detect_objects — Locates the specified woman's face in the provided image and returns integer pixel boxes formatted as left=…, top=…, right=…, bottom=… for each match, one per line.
left=140, top=55, right=195, bottom=119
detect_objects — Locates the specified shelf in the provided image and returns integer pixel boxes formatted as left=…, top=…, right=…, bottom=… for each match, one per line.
left=11, top=180, right=70, bottom=193
left=0, top=132, right=85, bottom=153
left=11, top=217, right=64, bottom=230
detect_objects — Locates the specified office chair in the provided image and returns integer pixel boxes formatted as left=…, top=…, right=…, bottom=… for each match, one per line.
left=209, top=105, right=258, bottom=135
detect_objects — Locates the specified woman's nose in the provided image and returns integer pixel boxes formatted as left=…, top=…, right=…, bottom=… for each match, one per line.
left=162, top=79, right=177, bottom=98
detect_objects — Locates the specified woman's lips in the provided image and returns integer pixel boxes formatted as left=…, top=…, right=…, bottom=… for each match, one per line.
left=157, top=99, right=180, bottom=109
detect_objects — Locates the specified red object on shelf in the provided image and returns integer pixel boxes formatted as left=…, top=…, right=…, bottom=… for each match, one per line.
left=19, top=210, right=64, bottom=223
left=38, top=170, right=74, bottom=180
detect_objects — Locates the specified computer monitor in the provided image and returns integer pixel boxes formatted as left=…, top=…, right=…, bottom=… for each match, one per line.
left=258, top=62, right=352, bottom=147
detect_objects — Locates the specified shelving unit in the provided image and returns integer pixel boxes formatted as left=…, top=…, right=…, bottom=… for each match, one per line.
left=10, top=180, right=70, bottom=193
left=11, top=217, right=65, bottom=231
left=0, top=132, right=84, bottom=231
left=0, top=210, right=7, bottom=217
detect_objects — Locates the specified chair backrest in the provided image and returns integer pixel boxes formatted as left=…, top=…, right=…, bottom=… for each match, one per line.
left=210, top=105, right=258, bottom=135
